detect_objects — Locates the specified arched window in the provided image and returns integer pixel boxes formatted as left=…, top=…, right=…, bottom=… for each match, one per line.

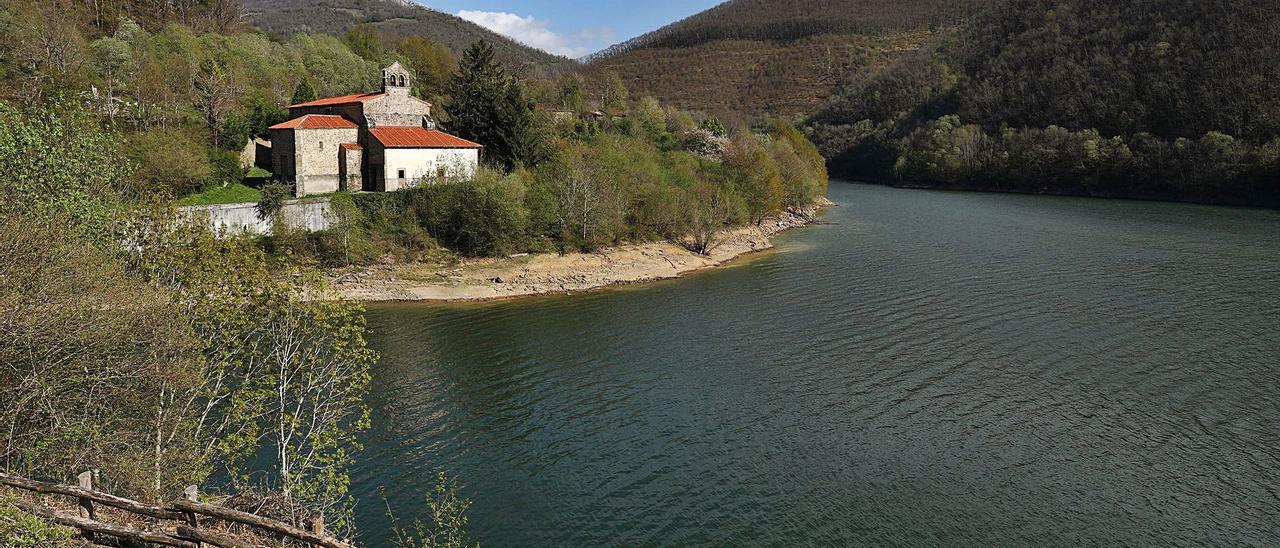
left=398, top=75, right=406, bottom=87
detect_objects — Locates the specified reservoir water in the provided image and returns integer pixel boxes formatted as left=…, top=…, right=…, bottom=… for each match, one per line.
left=353, top=182, right=1280, bottom=546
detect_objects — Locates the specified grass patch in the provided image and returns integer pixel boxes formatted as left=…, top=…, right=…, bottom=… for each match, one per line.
left=177, top=183, right=264, bottom=206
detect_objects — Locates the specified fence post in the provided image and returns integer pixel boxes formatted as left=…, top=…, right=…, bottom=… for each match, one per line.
left=309, top=512, right=325, bottom=536
left=184, top=485, right=205, bottom=548
left=77, top=470, right=96, bottom=542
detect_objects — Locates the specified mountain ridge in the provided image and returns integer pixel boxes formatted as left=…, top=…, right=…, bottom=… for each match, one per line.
left=243, top=0, right=575, bottom=78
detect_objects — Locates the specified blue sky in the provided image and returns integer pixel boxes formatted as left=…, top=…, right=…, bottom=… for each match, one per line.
left=415, top=0, right=724, bottom=58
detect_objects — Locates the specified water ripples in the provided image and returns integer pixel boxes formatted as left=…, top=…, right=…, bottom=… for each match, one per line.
left=352, top=183, right=1280, bottom=547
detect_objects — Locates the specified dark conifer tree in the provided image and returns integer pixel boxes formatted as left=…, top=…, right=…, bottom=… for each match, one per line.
left=445, top=40, right=543, bottom=171
left=291, top=77, right=318, bottom=105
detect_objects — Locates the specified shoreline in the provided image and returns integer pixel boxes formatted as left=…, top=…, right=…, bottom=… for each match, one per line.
left=328, top=198, right=832, bottom=303
left=848, top=179, right=1280, bottom=210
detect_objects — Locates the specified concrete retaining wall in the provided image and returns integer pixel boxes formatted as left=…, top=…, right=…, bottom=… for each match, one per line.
left=179, top=198, right=332, bottom=236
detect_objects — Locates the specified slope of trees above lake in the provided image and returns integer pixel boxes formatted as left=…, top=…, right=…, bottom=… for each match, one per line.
left=584, top=0, right=986, bottom=119
left=807, top=0, right=1280, bottom=206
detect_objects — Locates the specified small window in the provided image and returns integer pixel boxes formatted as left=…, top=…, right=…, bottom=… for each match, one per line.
left=318, top=141, right=323, bottom=151
left=397, top=169, right=406, bottom=180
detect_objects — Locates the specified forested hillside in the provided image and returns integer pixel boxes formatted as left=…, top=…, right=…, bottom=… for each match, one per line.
left=584, top=0, right=983, bottom=119
left=808, top=0, right=1280, bottom=206
left=244, top=0, right=573, bottom=78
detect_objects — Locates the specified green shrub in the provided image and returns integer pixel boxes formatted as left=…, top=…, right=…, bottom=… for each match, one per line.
left=700, top=116, right=727, bottom=137
left=256, top=182, right=294, bottom=220
left=127, top=128, right=211, bottom=197
left=207, top=149, right=245, bottom=188
left=0, top=496, right=74, bottom=548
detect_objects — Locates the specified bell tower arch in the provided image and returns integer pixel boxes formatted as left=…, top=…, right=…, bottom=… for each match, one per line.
left=381, top=61, right=411, bottom=98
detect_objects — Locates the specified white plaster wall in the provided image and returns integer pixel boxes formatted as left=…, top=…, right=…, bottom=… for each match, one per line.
left=383, top=148, right=480, bottom=191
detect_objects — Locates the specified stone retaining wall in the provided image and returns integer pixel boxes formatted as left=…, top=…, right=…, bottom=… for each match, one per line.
left=179, top=198, right=331, bottom=236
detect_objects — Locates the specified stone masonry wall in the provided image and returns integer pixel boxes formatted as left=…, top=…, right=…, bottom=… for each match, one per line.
left=293, top=127, right=358, bottom=196
left=341, top=146, right=363, bottom=191
left=363, top=90, right=431, bottom=127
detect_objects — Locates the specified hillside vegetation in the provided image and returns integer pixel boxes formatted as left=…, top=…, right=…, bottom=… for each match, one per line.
left=808, top=0, right=1280, bottom=206
left=585, top=0, right=983, bottom=119
left=244, top=0, right=573, bottom=78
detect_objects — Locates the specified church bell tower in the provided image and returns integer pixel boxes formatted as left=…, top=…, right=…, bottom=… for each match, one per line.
left=381, top=61, right=411, bottom=98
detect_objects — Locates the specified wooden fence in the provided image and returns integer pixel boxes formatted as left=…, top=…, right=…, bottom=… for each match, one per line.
left=0, top=470, right=353, bottom=548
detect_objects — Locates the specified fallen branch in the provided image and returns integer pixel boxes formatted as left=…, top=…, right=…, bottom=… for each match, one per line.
left=176, top=524, right=255, bottom=548
left=172, top=498, right=352, bottom=548
left=0, top=470, right=184, bottom=520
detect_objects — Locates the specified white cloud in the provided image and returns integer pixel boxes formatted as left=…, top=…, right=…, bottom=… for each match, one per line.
left=456, top=10, right=613, bottom=59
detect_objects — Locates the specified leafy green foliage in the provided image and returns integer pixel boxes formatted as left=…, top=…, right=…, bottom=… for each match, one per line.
left=220, top=93, right=290, bottom=150
left=387, top=471, right=477, bottom=548
left=208, top=148, right=246, bottom=188
left=320, top=191, right=376, bottom=265
left=344, top=24, right=387, bottom=62
left=322, top=105, right=825, bottom=263
left=723, top=134, right=785, bottom=222
left=124, top=211, right=377, bottom=533
left=345, top=167, right=528, bottom=258
left=0, top=101, right=131, bottom=240
left=290, top=33, right=379, bottom=98
left=1, top=214, right=207, bottom=500
left=396, top=36, right=457, bottom=97
left=127, top=128, right=213, bottom=196
left=953, top=0, right=1280, bottom=141
left=700, top=116, right=728, bottom=138
left=0, top=495, right=74, bottom=548
left=257, top=181, right=295, bottom=220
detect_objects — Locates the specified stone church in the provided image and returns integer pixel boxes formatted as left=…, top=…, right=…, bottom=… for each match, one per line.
left=269, top=62, right=481, bottom=197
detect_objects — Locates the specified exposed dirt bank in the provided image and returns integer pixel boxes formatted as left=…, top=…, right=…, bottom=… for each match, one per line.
left=329, top=199, right=832, bottom=302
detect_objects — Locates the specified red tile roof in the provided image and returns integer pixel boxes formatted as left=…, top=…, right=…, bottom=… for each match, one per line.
left=269, top=114, right=358, bottom=130
left=288, top=92, right=385, bottom=108
left=340, top=143, right=362, bottom=150
left=369, top=127, right=482, bottom=149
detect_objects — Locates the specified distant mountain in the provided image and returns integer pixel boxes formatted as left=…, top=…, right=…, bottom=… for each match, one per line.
left=242, top=0, right=574, bottom=78
left=584, top=0, right=984, bottom=119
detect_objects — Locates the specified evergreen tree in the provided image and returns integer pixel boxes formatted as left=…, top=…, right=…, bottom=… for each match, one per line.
left=291, top=77, right=318, bottom=105
left=604, top=70, right=629, bottom=110
left=445, top=40, right=542, bottom=171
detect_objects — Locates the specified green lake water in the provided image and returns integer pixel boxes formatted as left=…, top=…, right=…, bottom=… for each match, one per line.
left=352, top=182, right=1280, bottom=546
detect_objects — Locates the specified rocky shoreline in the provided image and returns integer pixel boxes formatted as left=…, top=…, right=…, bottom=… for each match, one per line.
left=328, top=198, right=831, bottom=303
